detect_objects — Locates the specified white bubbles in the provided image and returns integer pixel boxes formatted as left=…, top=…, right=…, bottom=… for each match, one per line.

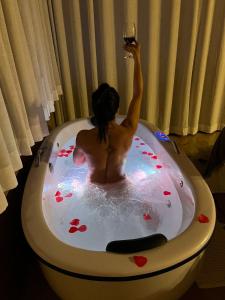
left=42, top=136, right=191, bottom=251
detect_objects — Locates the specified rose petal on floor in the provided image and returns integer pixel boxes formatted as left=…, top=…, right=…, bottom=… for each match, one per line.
left=55, top=191, right=61, bottom=196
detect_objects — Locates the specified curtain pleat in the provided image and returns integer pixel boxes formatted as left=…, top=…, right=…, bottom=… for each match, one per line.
left=94, top=0, right=118, bottom=87
left=206, top=18, right=225, bottom=127
left=51, top=0, right=76, bottom=121
left=49, top=0, right=225, bottom=135
left=0, top=0, right=62, bottom=213
left=160, top=0, right=181, bottom=132
left=170, top=0, right=201, bottom=135
left=145, top=0, right=161, bottom=124
left=0, top=88, right=23, bottom=213
left=0, top=2, right=34, bottom=154
left=68, top=0, right=89, bottom=116
left=47, top=0, right=65, bottom=125
left=199, top=0, right=225, bottom=132
left=86, top=0, right=98, bottom=91
left=188, top=0, right=216, bottom=131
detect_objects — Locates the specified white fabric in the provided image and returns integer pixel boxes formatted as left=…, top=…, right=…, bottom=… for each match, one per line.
left=0, top=0, right=62, bottom=213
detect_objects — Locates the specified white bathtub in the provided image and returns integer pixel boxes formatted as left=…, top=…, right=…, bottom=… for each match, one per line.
left=21, top=117, right=216, bottom=300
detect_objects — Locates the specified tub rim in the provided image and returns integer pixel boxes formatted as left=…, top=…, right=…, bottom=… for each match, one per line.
left=21, top=117, right=216, bottom=279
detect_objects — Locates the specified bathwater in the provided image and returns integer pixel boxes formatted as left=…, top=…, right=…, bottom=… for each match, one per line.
left=42, top=136, right=195, bottom=251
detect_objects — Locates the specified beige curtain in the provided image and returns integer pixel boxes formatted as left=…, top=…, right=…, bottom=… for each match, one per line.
left=0, top=0, right=62, bottom=213
left=49, top=0, right=225, bottom=134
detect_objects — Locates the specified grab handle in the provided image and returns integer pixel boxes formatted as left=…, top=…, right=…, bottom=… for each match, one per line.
left=106, top=234, right=167, bottom=254
left=34, top=138, right=53, bottom=167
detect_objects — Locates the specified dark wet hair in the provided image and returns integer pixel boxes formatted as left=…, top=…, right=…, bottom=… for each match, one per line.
left=91, top=83, right=120, bottom=142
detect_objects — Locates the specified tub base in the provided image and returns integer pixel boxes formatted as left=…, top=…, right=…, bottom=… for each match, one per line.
left=40, top=252, right=204, bottom=300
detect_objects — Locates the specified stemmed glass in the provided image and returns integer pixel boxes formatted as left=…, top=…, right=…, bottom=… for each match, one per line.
left=123, top=22, right=136, bottom=58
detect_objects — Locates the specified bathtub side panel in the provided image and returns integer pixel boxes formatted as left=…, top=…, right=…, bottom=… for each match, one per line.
left=40, top=251, right=204, bottom=300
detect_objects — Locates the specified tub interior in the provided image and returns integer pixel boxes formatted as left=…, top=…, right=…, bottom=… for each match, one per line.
left=42, top=119, right=195, bottom=252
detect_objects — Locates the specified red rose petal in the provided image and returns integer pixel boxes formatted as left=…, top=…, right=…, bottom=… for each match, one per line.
left=66, top=150, right=73, bottom=154
left=63, top=154, right=69, bottom=157
left=56, top=196, right=63, bottom=202
left=58, top=154, right=64, bottom=157
left=198, top=214, right=209, bottom=223
left=69, top=227, right=78, bottom=233
left=55, top=191, right=61, bottom=196
left=156, top=165, right=162, bottom=169
left=70, top=219, right=80, bottom=226
left=142, top=151, right=148, bottom=155
left=152, top=155, right=158, bottom=159
left=78, top=225, right=87, bottom=232
left=65, top=193, right=73, bottom=197
left=69, top=145, right=75, bottom=149
left=163, top=191, right=171, bottom=196
left=133, top=256, right=148, bottom=267
left=61, top=149, right=66, bottom=153
left=143, top=213, right=151, bottom=220
left=134, top=138, right=140, bottom=141
left=140, top=142, right=145, bottom=145
left=148, top=152, right=153, bottom=156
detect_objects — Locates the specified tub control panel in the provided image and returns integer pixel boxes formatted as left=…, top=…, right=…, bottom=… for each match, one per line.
left=154, top=131, right=170, bottom=142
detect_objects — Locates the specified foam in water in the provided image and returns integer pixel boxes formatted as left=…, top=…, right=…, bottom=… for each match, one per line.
left=42, top=136, right=194, bottom=251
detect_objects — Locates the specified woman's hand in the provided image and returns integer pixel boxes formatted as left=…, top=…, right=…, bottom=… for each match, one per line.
left=73, top=147, right=86, bottom=166
left=123, top=41, right=140, bottom=59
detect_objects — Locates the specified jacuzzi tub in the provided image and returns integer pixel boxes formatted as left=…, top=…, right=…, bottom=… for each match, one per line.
left=21, top=117, right=216, bottom=300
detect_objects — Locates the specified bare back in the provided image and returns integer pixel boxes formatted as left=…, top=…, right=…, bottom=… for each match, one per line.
left=76, top=122, right=134, bottom=184
left=74, top=42, right=143, bottom=184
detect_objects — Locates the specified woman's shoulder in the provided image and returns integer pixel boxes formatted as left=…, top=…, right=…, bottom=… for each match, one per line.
left=76, top=128, right=98, bottom=145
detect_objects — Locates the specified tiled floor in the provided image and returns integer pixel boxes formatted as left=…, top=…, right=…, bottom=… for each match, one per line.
left=1, top=132, right=225, bottom=300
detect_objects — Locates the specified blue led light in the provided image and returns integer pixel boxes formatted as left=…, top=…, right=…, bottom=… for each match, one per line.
left=154, top=131, right=170, bottom=142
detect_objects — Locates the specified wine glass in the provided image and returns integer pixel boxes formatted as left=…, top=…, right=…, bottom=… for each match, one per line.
left=123, top=22, right=136, bottom=58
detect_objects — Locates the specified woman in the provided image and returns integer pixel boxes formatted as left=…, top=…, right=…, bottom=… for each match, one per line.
left=73, top=42, right=143, bottom=184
